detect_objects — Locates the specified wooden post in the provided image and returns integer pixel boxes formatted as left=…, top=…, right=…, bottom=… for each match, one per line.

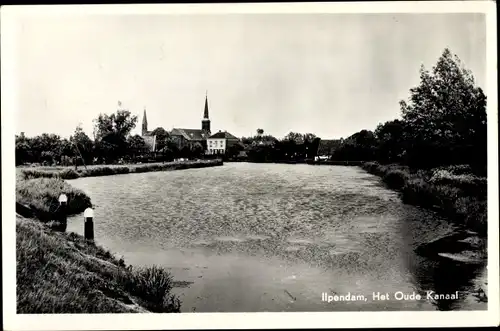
left=58, top=194, right=68, bottom=232
left=84, top=207, right=94, bottom=241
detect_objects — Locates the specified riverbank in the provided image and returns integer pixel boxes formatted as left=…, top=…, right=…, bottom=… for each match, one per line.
left=16, top=214, right=181, bottom=313
left=361, top=162, right=487, bottom=261
left=19, top=159, right=224, bottom=180
left=14, top=160, right=225, bottom=313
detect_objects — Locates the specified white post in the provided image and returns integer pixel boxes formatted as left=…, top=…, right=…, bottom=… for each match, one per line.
left=58, top=194, right=68, bottom=232
left=84, top=207, right=94, bottom=241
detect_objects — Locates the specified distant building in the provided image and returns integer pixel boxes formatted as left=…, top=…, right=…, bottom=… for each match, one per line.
left=141, top=108, right=157, bottom=152
left=169, top=93, right=212, bottom=150
left=141, top=93, right=240, bottom=154
left=207, top=130, right=240, bottom=155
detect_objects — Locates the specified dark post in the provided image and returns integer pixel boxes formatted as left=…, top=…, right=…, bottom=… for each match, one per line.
left=84, top=207, right=94, bottom=241
left=58, top=194, right=68, bottom=232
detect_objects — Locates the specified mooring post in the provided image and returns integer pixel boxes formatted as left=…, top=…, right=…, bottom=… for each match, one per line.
left=84, top=207, right=94, bottom=241
left=58, top=194, right=68, bottom=232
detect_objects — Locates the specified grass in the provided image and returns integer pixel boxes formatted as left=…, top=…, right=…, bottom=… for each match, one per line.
left=362, top=162, right=487, bottom=236
left=16, top=177, right=92, bottom=221
left=20, top=159, right=224, bottom=180
left=16, top=215, right=181, bottom=313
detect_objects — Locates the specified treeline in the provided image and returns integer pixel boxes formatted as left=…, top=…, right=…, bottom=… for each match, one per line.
left=16, top=112, right=205, bottom=166
left=234, top=130, right=321, bottom=163
left=330, top=49, right=487, bottom=175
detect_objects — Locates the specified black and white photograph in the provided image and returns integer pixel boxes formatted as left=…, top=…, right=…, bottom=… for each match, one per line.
left=2, top=2, right=498, bottom=330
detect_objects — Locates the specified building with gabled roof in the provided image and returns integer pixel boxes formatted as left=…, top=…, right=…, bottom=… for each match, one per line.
left=169, top=93, right=212, bottom=149
left=207, top=130, right=240, bottom=155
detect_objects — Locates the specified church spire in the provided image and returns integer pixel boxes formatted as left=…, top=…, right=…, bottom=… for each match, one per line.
left=142, top=108, right=148, bottom=136
left=203, top=91, right=209, bottom=119
left=202, top=91, right=211, bottom=133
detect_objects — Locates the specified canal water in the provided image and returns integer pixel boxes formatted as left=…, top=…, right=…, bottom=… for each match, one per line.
left=67, top=163, right=487, bottom=312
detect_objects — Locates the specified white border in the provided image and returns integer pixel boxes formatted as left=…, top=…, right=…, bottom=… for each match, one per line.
left=2, top=2, right=498, bottom=330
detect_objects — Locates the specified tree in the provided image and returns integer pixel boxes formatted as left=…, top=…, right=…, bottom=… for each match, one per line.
left=28, top=133, right=64, bottom=165
left=126, top=134, right=148, bottom=160
left=192, top=142, right=204, bottom=158
left=374, top=120, right=406, bottom=163
left=332, top=130, right=377, bottom=161
left=151, top=127, right=170, bottom=151
left=303, top=133, right=317, bottom=143
left=15, top=135, right=32, bottom=165
left=256, top=128, right=264, bottom=136
left=59, top=138, right=75, bottom=164
left=226, top=142, right=244, bottom=159
left=93, top=109, right=138, bottom=163
left=70, top=125, right=94, bottom=165
left=284, top=132, right=304, bottom=144
left=399, top=48, right=487, bottom=169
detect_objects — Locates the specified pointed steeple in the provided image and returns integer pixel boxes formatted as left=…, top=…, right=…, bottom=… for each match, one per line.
left=203, top=91, right=209, bottom=119
left=202, top=91, right=211, bottom=133
left=142, top=108, right=148, bottom=136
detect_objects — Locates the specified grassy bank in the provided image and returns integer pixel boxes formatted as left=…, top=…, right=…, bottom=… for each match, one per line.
left=16, top=177, right=92, bottom=221
left=19, top=159, right=224, bottom=180
left=362, top=162, right=487, bottom=236
left=17, top=215, right=181, bottom=313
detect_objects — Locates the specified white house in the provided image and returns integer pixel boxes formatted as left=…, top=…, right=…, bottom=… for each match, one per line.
left=207, top=130, right=240, bottom=155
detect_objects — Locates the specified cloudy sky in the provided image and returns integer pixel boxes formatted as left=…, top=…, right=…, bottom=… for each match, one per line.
left=14, top=12, right=486, bottom=140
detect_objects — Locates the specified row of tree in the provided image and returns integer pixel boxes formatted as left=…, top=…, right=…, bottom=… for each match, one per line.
left=329, top=48, right=487, bottom=174
left=15, top=111, right=206, bottom=166
left=235, top=130, right=321, bottom=163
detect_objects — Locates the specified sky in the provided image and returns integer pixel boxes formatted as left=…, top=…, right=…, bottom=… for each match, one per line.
left=14, top=12, right=486, bottom=140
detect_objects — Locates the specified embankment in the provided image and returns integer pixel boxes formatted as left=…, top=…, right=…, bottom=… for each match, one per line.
left=19, top=159, right=224, bottom=180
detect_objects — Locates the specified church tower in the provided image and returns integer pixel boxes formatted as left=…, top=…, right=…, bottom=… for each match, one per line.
left=142, top=108, right=148, bottom=136
left=202, top=92, right=211, bottom=133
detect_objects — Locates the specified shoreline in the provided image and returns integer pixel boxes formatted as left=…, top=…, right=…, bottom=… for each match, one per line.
left=19, top=159, right=224, bottom=180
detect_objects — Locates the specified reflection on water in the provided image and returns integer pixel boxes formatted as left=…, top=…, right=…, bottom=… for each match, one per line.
left=67, top=163, right=487, bottom=312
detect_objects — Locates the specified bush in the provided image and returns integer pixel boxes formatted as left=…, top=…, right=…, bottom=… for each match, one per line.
left=383, top=169, right=410, bottom=190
